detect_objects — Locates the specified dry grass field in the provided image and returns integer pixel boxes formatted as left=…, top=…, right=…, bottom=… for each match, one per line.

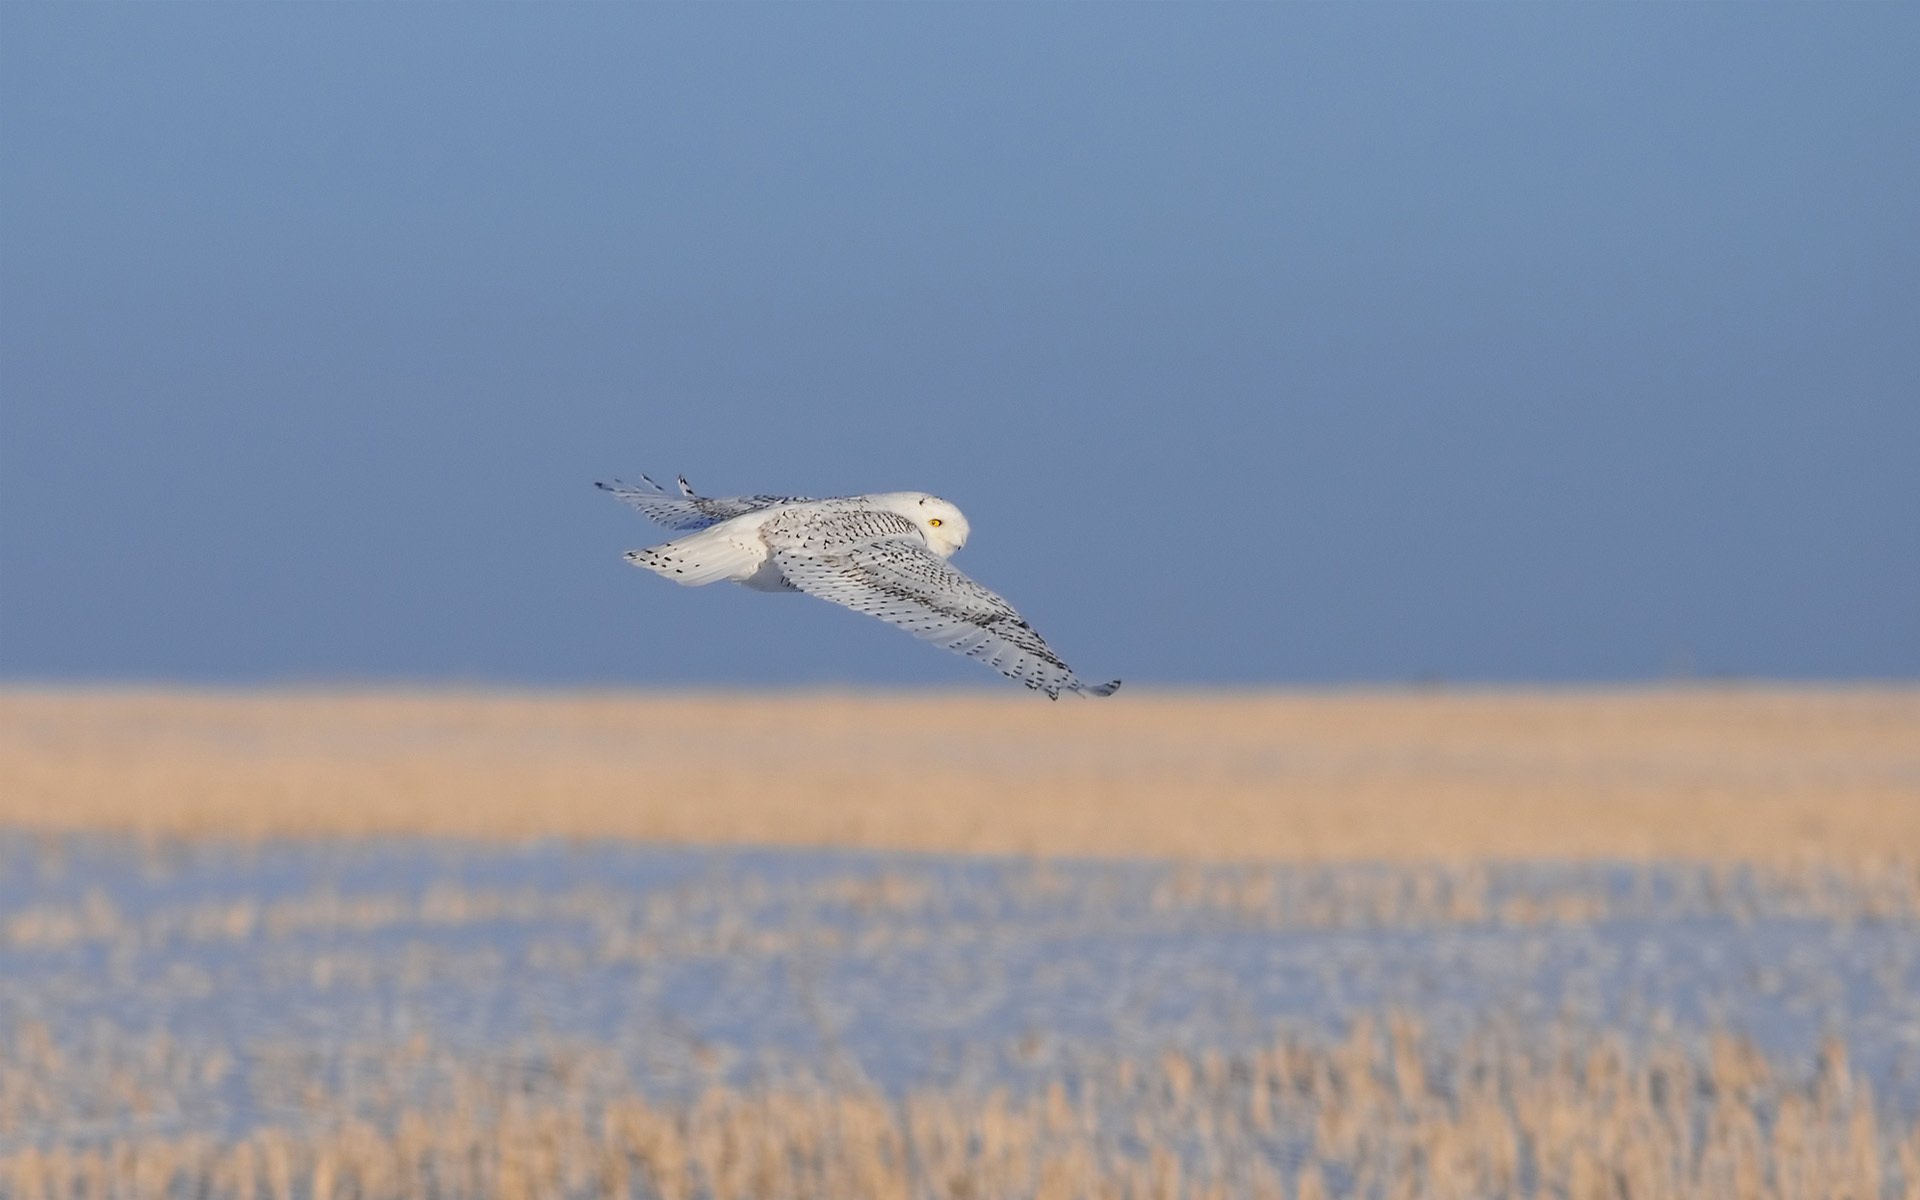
left=2, top=686, right=1917, bottom=861
left=5, top=1018, right=1909, bottom=1200
left=3, top=686, right=1918, bottom=1198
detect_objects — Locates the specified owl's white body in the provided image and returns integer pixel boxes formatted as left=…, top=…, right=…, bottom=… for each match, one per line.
left=636, top=492, right=968, bottom=593
left=597, top=475, right=1116, bottom=698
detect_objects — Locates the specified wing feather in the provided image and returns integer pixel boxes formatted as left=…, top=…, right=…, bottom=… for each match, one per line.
left=761, top=507, right=1119, bottom=699
left=596, top=474, right=811, bottom=531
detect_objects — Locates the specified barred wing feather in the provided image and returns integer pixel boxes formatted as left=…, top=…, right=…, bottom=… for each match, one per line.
left=762, top=509, right=1118, bottom=699
left=597, top=474, right=810, bottom=531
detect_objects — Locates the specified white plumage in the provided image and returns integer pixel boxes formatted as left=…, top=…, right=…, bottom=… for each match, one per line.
left=598, top=474, right=1119, bottom=699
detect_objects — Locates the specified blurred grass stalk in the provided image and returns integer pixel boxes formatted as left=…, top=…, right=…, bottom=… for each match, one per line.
left=2, top=687, right=1917, bottom=861
left=3, top=1014, right=1912, bottom=1200
left=6, top=686, right=1918, bottom=1197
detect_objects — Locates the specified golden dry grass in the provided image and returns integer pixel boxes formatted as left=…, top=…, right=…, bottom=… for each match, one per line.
left=3, top=686, right=1916, bottom=861
left=8, top=686, right=1918, bottom=1196
left=4, top=1015, right=1912, bottom=1200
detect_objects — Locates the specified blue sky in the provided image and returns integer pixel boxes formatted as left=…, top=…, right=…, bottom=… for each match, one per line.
left=3, top=3, right=1916, bottom=687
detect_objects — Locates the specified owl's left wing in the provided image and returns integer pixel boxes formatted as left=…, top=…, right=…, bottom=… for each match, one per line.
left=597, top=474, right=811, bottom=531
left=762, top=508, right=1119, bottom=699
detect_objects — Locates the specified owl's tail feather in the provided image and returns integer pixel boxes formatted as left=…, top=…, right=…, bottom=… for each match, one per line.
left=624, top=527, right=765, bottom=587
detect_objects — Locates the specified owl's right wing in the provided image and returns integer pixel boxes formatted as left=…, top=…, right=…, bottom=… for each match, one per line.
left=762, top=508, right=1119, bottom=699
left=596, top=474, right=812, bottom=531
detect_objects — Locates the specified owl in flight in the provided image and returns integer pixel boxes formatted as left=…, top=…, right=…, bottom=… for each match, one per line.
left=598, top=474, right=1120, bottom=699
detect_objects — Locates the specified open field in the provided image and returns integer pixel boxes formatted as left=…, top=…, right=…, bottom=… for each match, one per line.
left=5, top=841, right=1919, bottom=1198
left=3, top=687, right=1917, bottom=860
left=3, top=687, right=1918, bottom=1197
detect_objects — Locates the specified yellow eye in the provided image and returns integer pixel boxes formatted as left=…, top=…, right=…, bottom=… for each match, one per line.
left=928, top=518, right=943, bottom=527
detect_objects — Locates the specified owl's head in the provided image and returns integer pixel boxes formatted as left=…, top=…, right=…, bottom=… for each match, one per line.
left=895, top=493, right=969, bottom=558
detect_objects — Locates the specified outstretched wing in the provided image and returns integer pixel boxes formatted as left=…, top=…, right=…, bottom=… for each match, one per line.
left=762, top=508, right=1119, bottom=699
left=596, top=474, right=811, bottom=532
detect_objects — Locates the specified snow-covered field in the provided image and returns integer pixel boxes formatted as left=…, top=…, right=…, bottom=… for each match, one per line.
left=3, top=688, right=1916, bottom=1196
left=4, top=838, right=1917, bottom=1196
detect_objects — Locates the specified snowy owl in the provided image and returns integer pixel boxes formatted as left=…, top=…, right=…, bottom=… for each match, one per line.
left=597, top=474, right=1120, bottom=698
